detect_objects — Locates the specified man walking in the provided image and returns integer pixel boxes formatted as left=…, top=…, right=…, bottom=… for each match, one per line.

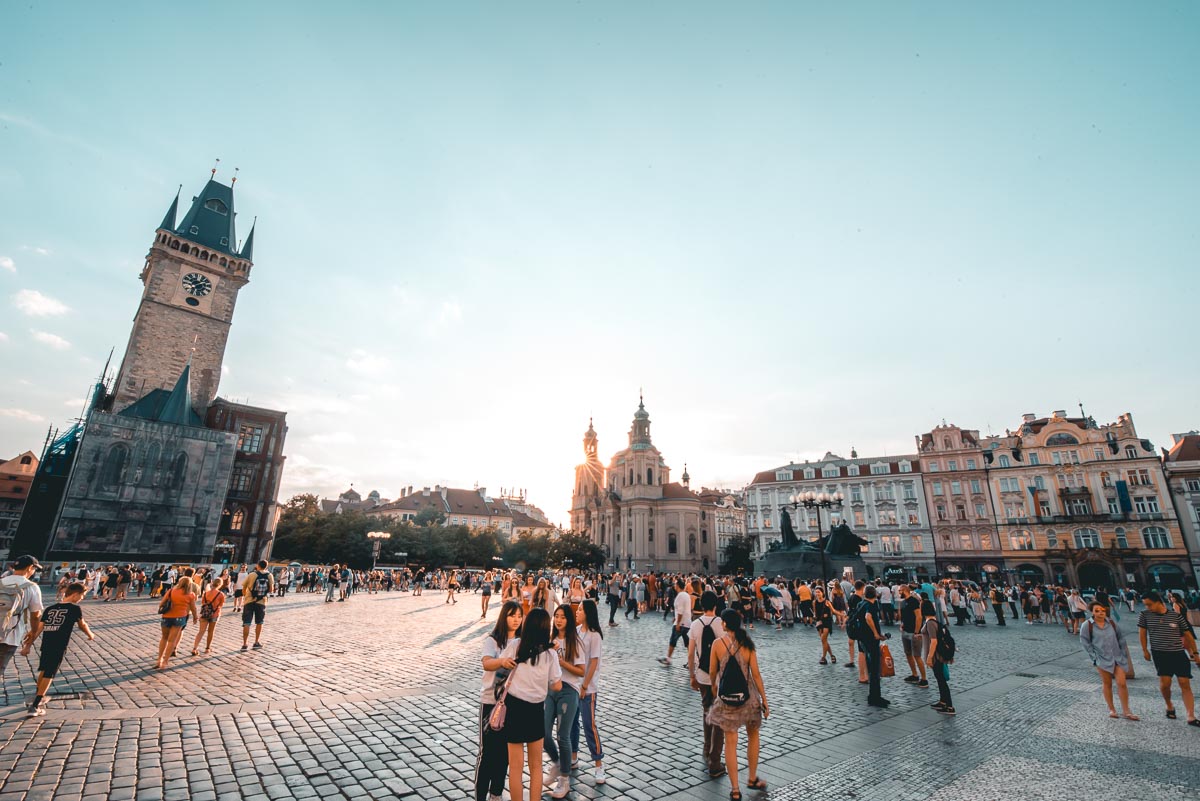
left=898, top=585, right=927, bottom=687
left=688, top=591, right=726, bottom=777
left=659, top=579, right=692, bottom=667
left=1138, top=591, right=1199, bottom=726
left=1, top=555, right=45, bottom=682
left=990, top=585, right=1007, bottom=626
left=240, top=560, right=275, bottom=651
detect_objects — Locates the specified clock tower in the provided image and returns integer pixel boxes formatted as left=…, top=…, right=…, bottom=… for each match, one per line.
left=111, top=176, right=257, bottom=413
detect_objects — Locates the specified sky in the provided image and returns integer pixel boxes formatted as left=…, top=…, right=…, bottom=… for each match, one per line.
left=2, top=2, right=1198, bottom=525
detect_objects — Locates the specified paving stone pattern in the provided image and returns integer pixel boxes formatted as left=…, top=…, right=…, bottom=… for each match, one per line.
left=0, top=591, right=1196, bottom=800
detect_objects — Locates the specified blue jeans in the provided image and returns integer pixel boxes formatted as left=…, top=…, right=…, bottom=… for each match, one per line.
left=543, top=684, right=579, bottom=773
left=570, top=692, right=603, bottom=762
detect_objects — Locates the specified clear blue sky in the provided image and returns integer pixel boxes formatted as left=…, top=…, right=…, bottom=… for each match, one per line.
left=2, top=2, right=1198, bottom=523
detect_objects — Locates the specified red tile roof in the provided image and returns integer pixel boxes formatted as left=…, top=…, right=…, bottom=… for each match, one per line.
left=1166, top=433, right=1200, bottom=464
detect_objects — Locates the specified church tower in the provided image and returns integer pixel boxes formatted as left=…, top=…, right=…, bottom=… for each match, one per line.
left=111, top=174, right=257, bottom=413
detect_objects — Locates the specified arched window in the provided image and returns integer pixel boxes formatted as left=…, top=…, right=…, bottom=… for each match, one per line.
left=139, top=443, right=160, bottom=486
left=668, top=533, right=678, bottom=554
left=1114, top=527, right=1128, bottom=548
left=647, top=468, right=653, bottom=485
left=169, top=453, right=188, bottom=490
left=170, top=239, right=180, bottom=250
left=230, top=507, right=245, bottom=531
left=1142, top=526, right=1171, bottom=549
left=1009, top=530, right=1034, bottom=551
left=688, top=533, right=697, bottom=554
left=629, top=470, right=634, bottom=485
left=1045, top=529, right=1058, bottom=548
left=101, top=445, right=129, bottom=489
left=701, top=529, right=708, bottom=544
left=1046, top=433, right=1079, bottom=446
left=20, top=455, right=31, bottom=465
left=205, top=198, right=228, bottom=215
left=1073, top=528, right=1100, bottom=549
left=943, top=437, right=951, bottom=449
left=190, top=246, right=200, bottom=256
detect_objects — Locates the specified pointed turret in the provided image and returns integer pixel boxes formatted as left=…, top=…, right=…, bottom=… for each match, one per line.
left=175, top=178, right=238, bottom=255
left=630, top=393, right=652, bottom=447
left=157, top=358, right=194, bottom=426
left=160, top=186, right=181, bottom=231
left=240, top=218, right=256, bottom=262
left=681, top=463, right=690, bottom=488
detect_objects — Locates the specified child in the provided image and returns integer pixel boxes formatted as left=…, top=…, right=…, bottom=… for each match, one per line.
left=27, top=581, right=94, bottom=717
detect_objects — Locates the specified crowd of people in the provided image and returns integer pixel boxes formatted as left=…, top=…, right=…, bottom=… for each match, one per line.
left=2, top=553, right=1198, bottom=798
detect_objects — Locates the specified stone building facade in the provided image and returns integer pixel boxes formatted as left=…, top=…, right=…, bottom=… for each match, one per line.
left=980, top=411, right=1192, bottom=590
left=571, top=399, right=717, bottom=573
left=745, top=452, right=935, bottom=581
left=916, top=424, right=1005, bottom=584
left=1162, top=432, right=1200, bottom=587
left=0, top=452, right=37, bottom=559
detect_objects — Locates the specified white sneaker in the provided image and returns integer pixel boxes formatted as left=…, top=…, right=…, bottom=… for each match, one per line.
left=551, top=776, right=570, bottom=799
left=543, top=765, right=561, bottom=787
left=488, top=795, right=503, bottom=801
left=594, top=765, right=606, bottom=784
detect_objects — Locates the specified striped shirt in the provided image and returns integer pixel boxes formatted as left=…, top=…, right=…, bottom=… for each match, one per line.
left=1137, top=610, right=1188, bottom=652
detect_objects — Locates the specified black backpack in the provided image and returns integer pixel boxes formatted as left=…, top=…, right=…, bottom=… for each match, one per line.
left=845, top=600, right=870, bottom=641
left=717, top=645, right=750, bottom=707
left=935, top=620, right=956, bottom=663
left=250, top=571, right=270, bottom=600
left=698, top=618, right=717, bottom=674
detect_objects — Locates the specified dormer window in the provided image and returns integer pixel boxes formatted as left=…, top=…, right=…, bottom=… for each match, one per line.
left=220, top=237, right=229, bottom=246
left=205, top=198, right=229, bottom=215
left=189, top=226, right=199, bottom=235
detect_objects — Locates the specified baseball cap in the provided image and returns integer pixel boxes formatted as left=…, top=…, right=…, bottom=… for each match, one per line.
left=11, top=554, right=41, bottom=570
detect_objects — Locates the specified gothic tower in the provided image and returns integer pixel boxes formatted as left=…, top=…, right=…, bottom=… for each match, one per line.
left=111, top=176, right=257, bottom=413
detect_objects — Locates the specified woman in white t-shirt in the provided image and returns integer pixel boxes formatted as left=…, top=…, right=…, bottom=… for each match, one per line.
left=571, top=599, right=607, bottom=785
left=503, top=607, right=562, bottom=801
left=475, top=601, right=522, bottom=801
left=543, top=604, right=587, bottom=797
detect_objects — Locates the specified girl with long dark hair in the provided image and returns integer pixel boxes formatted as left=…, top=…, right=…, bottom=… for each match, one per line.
left=814, top=587, right=836, bottom=664
left=571, top=598, right=606, bottom=784
left=544, top=604, right=586, bottom=797
left=505, top=607, right=562, bottom=801
left=475, top=601, right=523, bottom=801
left=707, top=609, right=768, bottom=800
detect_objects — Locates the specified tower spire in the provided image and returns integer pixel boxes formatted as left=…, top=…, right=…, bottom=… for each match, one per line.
left=160, top=185, right=181, bottom=231
left=156, top=355, right=195, bottom=426
left=240, top=217, right=256, bottom=261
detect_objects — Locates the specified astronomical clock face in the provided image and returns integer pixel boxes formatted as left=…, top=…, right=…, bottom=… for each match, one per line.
left=182, top=272, right=213, bottom=297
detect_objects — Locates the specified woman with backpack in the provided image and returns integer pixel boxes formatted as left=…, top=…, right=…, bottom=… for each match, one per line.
left=921, top=599, right=955, bottom=715
left=190, top=577, right=227, bottom=656
left=475, top=600, right=522, bottom=801
left=1079, top=599, right=1138, bottom=720
left=155, top=576, right=198, bottom=670
left=707, top=609, right=769, bottom=801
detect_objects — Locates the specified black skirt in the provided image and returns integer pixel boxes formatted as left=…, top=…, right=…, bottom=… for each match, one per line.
left=502, top=694, right=546, bottom=744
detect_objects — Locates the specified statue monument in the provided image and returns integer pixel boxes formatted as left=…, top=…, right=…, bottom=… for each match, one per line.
left=753, top=511, right=868, bottom=582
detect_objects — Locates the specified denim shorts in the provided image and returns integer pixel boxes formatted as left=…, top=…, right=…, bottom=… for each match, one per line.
left=161, top=616, right=189, bottom=629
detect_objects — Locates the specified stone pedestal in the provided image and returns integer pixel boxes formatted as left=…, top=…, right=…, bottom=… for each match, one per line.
left=753, top=548, right=866, bottom=582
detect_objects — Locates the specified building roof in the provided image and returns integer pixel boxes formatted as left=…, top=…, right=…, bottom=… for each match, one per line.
left=1166, top=433, right=1200, bottom=464
left=116, top=364, right=203, bottom=427
left=512, top=510, right=553, bottom=529
left=749, top=454, right=920, bottom=485
left=174, top=179, right=239, bottom=256
left=661, top=482, right=698, bottom=500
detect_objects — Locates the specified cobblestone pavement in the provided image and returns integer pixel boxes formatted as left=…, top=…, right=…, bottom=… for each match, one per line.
left=1, top=591, right=1197, bottom=800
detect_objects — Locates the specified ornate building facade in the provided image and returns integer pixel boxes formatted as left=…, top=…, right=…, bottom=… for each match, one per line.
left=979, top=411, right=1191, bottom=590
left=11, top=174, right=287, bottom=565
left=1163, top=432, right=1200, bottom=585
left=745, top=452, right=935, bottom=581
left=0, top=452, right=37, bottom=559
left=571, top=399, right=716, bottom=573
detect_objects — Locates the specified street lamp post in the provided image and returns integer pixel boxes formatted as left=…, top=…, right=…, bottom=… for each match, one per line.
left=367, top=531, right=391, bottom=571
left=788, top=490, right=845, bottom=590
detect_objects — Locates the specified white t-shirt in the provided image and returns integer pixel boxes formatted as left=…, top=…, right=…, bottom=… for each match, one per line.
left=688, top=614, right=726, bottom=685
left=554, top=635, right=588, bottom=693
left=480, top=635, right=518, bottom=704
left=878, top=585, right=893, bottom=604
left=1, top=575, right=44, bottom=647
left=673, top=590, right=693, bottom=627
left=508, top=647, right=563, bottom=704
left=580, top=629, right=602, bottom=695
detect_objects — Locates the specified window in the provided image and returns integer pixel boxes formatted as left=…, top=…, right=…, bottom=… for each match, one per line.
left=932, top=481, right=944, bottom=496
left=851, top=486, right=863, bottom=503
left=647, top=468, right=653, bottom=484
left=1046, top=529, right=1058, bottom=548
left=1033, top=476, right=1046, bottom=490
left=1114, top=527, right=1128, bottom=548
left=1073, top=528, right=1100, bottom=549
left=1009, top=531, right=1034, bottom=551
left=688, top=533, right=696, bottom=554
left=237, top=424, right=264, bottom=454
left=1094, top=448, right=1104, bottom=461
left=881, top=535, right=901, bottom=555
left=936, top=504, right=947, bottom=521
left=701, top=529, right=707, bottom=544
left=1125, top=445, right=1137, bottom=459
left=1108, top=499, right=1120, bottom=515
left=1128, top=469, right=1152, bottom=486
left=871, top=463, right=889, bottom=475
left=101, top=444, right=129, bottom=489
left=230, top=464, right=256, bottom=493
left=847, top=465, right=860, bottom=476
left=1068, top=498, right=1092, bottom=516
left=775, top=470, right=792, bottom=482
left=1004, top=502, right=1027, bottom=519
left=1185, top=479, right=1200, bottom=492
left=898, top=461, right=912, bottom=473
left=1039, top=501, right=1052, bottom=516
left=967, top=459, right=977, bottom=470
left=1133, top=496, right=1161, bottom=514
left=801, top=468, right=814, bottom=479
left=959, top=534, right=974, bottom=550
left=955, top=505, right=967, bottom=521
left=951, top=481, right=962, bottom=495
left=907, top=511, right=920, bottom=525
left=980, top=532, right=994, bottom=550
left=911, top=536, right=924, bottom=552
left=975, top=503, right=987, bottom=518
left=927, top=462, right=939, bottom=472
left=999, top=477, right=1021, bottom=493
left=822, top=465, right=839, bottom=478
left=628, top=528, right=634, bottom=542
left=230, top=507, right=245, bottom=531
left=1100, top=471, right=1112, bottom=487
left=204, top=198, right=229, bottom=215
left=1046, top=433, right=1079, bottom=446
left=947, top=460, right=957, bottom=471
left=1141, top=526, right=1170, bottom=549
left=648, top=527, right=654, bottom=542
left=875, top=485, right=895, bottom=502
left=970, top=479, right=982, bottom=494
left=903, top=482, right=917, bottom=501
left=878, top=510, right=898, bottom=526
left=854, top=510, right=866, bottom=527
left=170, top=453, right=188, bottom=490
left=999, top=455, right=1011, bottom=468
left=1029, top=453, right=1040, bottom=466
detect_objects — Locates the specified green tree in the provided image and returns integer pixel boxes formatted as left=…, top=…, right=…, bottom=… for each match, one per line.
left=504, top=531, right=552, bottom=571
left=414, top=506, right=447, bottom=527
left=721, top=534, right=755, bottom=575
left=548, top=530, right=606, bottom=568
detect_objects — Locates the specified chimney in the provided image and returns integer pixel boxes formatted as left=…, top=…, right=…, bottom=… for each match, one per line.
left=408, top=485, right=413, bottom=496
left=1022, top=413, right=1036, bottom=423
left=440, top=486, right=448, bottom=500
left=478, top=487, right=487, bottom=499
left=1052, top=410, right=1066, bottom=418
left=422, top=487, right=430, bottom=497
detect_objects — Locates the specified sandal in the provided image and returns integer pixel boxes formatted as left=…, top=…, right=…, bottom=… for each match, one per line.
left=1167, top=709, right=1177, bottom=719
left=730, top=793, right=742, bottom=800
left=1122, top=713, right=1140, bottom=721
left=747, top=778, right=767, bottom=790
left=190, top=650, right=199, bottom=657
left=1188, top=719, right=1200, bottom=728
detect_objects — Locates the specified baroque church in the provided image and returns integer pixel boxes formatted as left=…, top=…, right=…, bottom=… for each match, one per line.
left=570, top=398, right=718, bottom=573
left=12, top=173, right=288, bottom=566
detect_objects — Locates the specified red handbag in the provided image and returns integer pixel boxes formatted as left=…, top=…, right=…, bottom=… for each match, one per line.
left=880, top=643, right=896, bottom=678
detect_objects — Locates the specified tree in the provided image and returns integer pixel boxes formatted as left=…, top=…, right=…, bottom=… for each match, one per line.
left=283, top=493, right=320, bottom=520
left=721, top=534, right=755, bottom=575
left=548, top=530, right=606, bottom=568
left=414, top=506, right=446, bottom=527
left=504, top=531, right=552, bottom=571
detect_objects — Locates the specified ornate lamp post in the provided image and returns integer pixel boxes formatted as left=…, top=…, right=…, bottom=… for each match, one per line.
left=788, top=490, right=845, bottom=589
left=366, top=530, right=391, bottom=571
